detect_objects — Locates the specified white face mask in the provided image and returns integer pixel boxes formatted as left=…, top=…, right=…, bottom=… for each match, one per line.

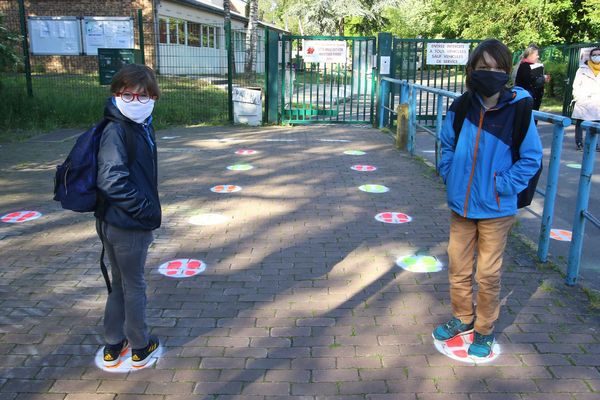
left=115, top=97, right=155, bottom=123
left=591, top=55, right=600, bottom=64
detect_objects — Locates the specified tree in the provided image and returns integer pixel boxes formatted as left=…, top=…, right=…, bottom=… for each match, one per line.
left=283, top=0, right=372, bottom=35
left=245, top=0, right=259, bottom=73
left=0, top=14, right=20, bottom=72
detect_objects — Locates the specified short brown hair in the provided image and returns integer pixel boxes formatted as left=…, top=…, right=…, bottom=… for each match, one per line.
left=465, top=39, right=512, bottom=91
left=110, top=64, right=160, bottom=98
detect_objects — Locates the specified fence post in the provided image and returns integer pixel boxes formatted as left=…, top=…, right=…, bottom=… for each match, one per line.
left=435, top=93, right=444, bottom=171
left=265, top=30, right=279, bottom=124
left=137, top=9, right=145, bottom=64
left=17, top=0, right=33, bottom=97
left=225, top=19, right=234, bottom=124
left=376, top=32, right=392, bottom=128
left=378, top=79, right=388, bottom=128
left=566, top=125, right=599, bottom=286
left=396, top=104, right=408, bottom=150
left=537, top=117, right=568, bottom=262
left=407, top=85, right=416, bottom=155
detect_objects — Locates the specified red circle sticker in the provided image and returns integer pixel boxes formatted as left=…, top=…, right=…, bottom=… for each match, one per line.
left=375, top=212, right=412, bottom=224
left=433, top=331, right=500, bottom=364
left=1, top=211, right=42, bottom=223
left=351, top=165, right=377, bottom=172
left=158, top=259, right=206, bottom=278
left=211, top=185, right=242, bottom=193
left=550, top=229, right=572, bottom=242
left=235, top=149, right=257, bottom=155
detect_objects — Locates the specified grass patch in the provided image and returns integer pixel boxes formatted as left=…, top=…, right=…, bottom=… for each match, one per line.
left=0, top=73, right=230, bottom=142
left=582, top=287, right=600, bottom=310
left=540, top=96, right=564, bottom=115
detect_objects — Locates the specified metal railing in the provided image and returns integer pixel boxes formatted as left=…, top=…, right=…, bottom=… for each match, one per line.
left=566, top=121, right=600, bottom=286
left=378, top=77, right=571, bottom=266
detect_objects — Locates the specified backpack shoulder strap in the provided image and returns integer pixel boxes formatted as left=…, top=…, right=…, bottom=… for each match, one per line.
left=452, top=92, right=471, bottom=148
left=511, top=96, right=533, bottom=162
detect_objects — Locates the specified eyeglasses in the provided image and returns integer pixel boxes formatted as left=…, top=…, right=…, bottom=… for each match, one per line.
left=116, top=91, right=154, bottom=104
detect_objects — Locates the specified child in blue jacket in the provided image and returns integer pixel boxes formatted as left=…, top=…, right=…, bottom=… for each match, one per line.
left=433, top=39, right=543, bottom=357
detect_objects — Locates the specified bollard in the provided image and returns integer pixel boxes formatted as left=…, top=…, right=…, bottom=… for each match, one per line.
left=396, top=104, right=409, bottom=150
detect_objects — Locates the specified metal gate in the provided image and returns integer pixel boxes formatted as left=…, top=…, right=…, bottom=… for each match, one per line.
left=390, top=38, right=480, bottom=126
left=280, top=35, right=376, bottom=124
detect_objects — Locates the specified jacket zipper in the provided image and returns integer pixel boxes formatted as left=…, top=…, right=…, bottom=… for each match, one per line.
left=494, top=172, right=500, bottom=209
left=463, top=109, right=485, bottom=217
left=64, top=164, right=70, bottom=195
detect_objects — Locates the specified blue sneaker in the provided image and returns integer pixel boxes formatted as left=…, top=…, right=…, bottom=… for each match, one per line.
left=432, top=317, right=474, bottom=341
left=468, top=331, right=495, bottom=358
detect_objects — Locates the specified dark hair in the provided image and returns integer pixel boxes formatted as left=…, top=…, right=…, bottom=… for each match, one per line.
left=465, top=39, right=512, bottom=90
left=589, top=47, right=600, bottom=59
left=110, top=64, right=160, bottom=98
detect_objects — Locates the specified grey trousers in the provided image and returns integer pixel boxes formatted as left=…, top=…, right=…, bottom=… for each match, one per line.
left=96, top=220, right=153, bottom=349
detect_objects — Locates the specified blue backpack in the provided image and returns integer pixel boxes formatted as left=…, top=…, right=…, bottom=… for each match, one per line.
left=53, top=119, right=135, bottom=212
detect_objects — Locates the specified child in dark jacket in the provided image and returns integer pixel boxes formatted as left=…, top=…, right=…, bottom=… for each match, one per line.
left=95, top=64, right=161, bottom=368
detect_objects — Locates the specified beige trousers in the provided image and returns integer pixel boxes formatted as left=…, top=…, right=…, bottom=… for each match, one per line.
left=447, top=211, right=515, bottom=335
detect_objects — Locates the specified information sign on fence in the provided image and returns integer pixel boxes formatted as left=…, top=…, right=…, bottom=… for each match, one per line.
left=303, top=40, right=347, bottom=64
left=426, top=43, right=470, bottom=65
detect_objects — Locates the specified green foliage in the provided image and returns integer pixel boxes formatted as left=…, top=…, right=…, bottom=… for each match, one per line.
left=0, top=14, right=21, bottom=73
left=544, top=59, right=568, bottom=98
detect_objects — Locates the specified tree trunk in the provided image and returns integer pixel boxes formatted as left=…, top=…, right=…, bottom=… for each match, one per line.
left=244, top=0, right=259, bottom=74
left=338, top=17, right=344, bottom=36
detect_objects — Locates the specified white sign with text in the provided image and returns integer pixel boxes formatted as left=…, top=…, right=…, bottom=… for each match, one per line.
left=426, top=43, right=470, bottom=66
left=303, top=40, right=347, bottom=64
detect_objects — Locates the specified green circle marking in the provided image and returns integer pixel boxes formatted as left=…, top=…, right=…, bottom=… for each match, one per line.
left=359, top=184, right=389, bottom=193
left=227, top=164, right=254, bottom=171
left=344, top=150, right=366, bottom=155
left=397, top=255, right=443, bottom=273
left=566, top=163, right=582, bottom=169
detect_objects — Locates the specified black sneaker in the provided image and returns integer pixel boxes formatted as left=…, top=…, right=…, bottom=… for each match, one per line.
left=103, top=339, right=129, bottom=367
left=576, top=142, right=583, bottom=151
left=131, top=336, right=160, bottom=368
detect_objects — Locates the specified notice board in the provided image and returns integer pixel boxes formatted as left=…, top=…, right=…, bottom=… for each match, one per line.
left=83, top=17, right=134, bottom=56
left=28, top=16, right=82, bottom=55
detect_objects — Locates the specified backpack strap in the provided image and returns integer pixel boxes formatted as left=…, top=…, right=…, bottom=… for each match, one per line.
left=452, top=92, right=471, bottom=147
left=510, top=96, right=533, bottom=163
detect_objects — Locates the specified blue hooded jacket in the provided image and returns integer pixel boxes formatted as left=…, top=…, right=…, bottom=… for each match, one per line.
left=438, top=86, right=543, bottom=219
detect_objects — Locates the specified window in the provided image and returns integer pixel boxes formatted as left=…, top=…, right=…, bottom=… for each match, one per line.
left=200, top=26, right=207, bottom=48
left=188, top=22, right=200, bottom=47
left=159, top=18, right=167, bottom=44
left=158, top=16, right=221, bottom=48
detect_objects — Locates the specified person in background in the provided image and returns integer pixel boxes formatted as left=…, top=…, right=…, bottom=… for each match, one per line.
left=515, top=44, right=550, bottom=114
left=571, top=46, right=600, bottom=151
left=435, top=39, right=543, bottom=358
left=95, top=64, right=162, bottom=368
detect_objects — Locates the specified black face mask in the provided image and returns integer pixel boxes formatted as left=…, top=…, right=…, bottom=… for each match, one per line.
left=470, top=70, right=509, bottom=97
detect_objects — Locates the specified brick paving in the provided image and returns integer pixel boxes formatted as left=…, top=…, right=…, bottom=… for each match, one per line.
left=0, top=124, right=599, bottom=399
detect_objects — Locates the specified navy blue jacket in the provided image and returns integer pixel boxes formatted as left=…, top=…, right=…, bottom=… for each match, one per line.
left=94, top=98, right=161, bottom=230
left=439, top=87, right=543, bottom=219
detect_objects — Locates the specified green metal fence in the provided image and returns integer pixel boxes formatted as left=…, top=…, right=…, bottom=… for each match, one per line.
left=389, top=38, right=480, bottom=127
left=0, top=3, right=268, bottom=135
left=279, top=35, right=376, bottom=124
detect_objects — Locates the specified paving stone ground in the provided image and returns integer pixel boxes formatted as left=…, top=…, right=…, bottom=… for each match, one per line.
left=1, top=124, right=599, bottom=400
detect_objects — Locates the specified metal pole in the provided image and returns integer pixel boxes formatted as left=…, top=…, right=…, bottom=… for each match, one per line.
left=378, top=79, right=387, bottom=128
left=435, top=93, right=444, bottom=171
left=566, top=126, right=598, bottom=285
left=225, top=19, right=234, bottom=123
left=408, top=85, right=416, bottom=155
left=17, top=0, right=33, bottom=97
left=137, top=9, right=145, bottom=64
left=537, top=120, right=567, bottom=262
